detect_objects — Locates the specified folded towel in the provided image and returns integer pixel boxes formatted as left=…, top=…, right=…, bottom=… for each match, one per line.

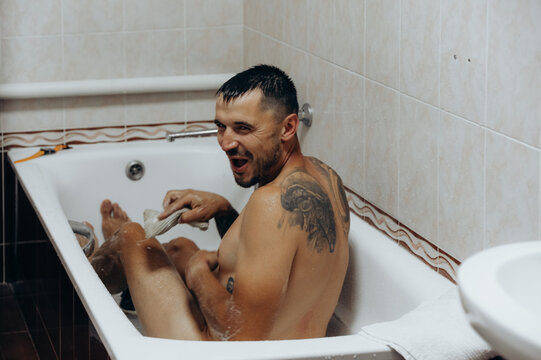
left=143, top=208, right=208, bottom=238
left=359, top=288, right=497, bottom=360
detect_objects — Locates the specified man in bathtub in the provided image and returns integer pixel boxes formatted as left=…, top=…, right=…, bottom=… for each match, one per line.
left=90, top=65, right=350, bottom=341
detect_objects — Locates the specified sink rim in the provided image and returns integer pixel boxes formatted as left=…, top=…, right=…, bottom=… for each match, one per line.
left=458, top=241, right=541, bottom=360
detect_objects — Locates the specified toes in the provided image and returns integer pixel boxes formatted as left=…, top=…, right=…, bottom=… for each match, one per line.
left=112, top=203, right=121, bottom=218
left=112, top=203, right=129, bottom=221
left=100, top=200, right=113, bottom=218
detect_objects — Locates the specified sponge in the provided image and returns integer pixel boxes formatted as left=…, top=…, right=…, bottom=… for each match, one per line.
left=143, top=208, right=208, bottom=238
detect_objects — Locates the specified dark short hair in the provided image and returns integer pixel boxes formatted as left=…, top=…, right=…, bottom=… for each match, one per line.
left=216, top=64, right=299, bottom=122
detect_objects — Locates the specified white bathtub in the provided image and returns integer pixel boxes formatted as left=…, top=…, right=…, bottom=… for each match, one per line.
left=9, top=137, right=453, bottom=360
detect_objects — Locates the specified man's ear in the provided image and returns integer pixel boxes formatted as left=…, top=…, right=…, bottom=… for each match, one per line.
left=281, top=113, right=299, bottom=142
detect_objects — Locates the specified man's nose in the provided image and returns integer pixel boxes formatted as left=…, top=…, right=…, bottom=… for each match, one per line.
left=219, top=129, right=239, bottom=152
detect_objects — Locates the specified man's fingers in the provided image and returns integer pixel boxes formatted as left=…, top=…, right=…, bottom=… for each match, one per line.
left=178, top=207, right=204, bottom=224
left=159, top=195, right=190, bottom=220
left=162, top=190, right=186, bottom=208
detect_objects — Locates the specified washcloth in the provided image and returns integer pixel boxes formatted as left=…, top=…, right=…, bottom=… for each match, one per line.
left=359, top=288, right=497, bottom=360
left=143, top=209, right=208, bottom=238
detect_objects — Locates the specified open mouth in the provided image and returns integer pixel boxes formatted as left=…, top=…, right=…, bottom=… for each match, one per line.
left=230, top=157, right=249, bottom=173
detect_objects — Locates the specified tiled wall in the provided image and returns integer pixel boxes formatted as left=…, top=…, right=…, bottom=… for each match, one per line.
left=0, top=0, right=243, bottom=146
left=244, top=0, right=541, bottom=262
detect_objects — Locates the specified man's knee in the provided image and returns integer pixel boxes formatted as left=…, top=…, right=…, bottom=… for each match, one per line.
left=164, top=237, right=199, bottom=257
left=117, top=222, right=146, bottom=247
left=163, top=237, right=199, bottom=277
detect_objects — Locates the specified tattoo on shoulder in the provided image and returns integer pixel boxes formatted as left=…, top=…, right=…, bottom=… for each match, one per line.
left=307, top=157, right=350, bottom=228
left=279, top=171, right=336, bottom=253
left=226, top=276, right=234, bottom=294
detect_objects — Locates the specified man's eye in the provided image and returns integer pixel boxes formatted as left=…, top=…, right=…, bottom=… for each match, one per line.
left=214, top=121, right=225, bottom=129
left=238, top=125, right=251, bottom=131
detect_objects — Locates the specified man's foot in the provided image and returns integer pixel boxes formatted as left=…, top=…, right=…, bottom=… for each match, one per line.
left=101, top=200, right=131, bottom=242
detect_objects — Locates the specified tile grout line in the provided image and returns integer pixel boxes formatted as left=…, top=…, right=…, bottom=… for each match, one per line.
left=396, top=0, right=402, bottom=237
left=363, top=0, right=367, bottom=208
left=183, top=0, right=188, bottom=127
left=122, top=0, right=128, bottom=142
left=436, top=0, right=443, bottom=274
left=60, top=0, right=66, bottom=145
left=483, top=0, right=489, bottom=250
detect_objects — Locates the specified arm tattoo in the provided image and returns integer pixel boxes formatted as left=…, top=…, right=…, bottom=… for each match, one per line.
left=226, top=276, right=235, bottom=294
left=280, top=172, right=336, bottom=253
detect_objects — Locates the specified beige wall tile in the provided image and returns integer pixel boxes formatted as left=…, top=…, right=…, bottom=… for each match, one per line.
left=185, top=91, right=217, bottom=122
left=366, top=0, right=399, bottom=88
left=400, top=0, right=440, bottom=106
left=398, top=95, right=438, bottom=240
left=332, top=67, right=365, bottom=196
left=243, top=28, right=261, bottom=68
left=64, top=96, right=125, bottom=129
left=441, top=0, right=487, bottom=125
left=125, top=0, right=184, bottom=31
left=282, top=0, right=308, bottom=50
left=334, top=0, right=365, bottom=75
left=1, top=98, right=64, bottom=132
left=1, top=37, right=63, bottom=83
left=186, top=0, right=243, bottom=27
left=126, top=93, right=185, bottom=126
left=486, top=131, right=539, bottom=247
left=125, top=31, right=185, bottom=77
left=438, top=113, right=484, bottom=261
left=277, top=45, right=309, bottom=105
left=0, top=0, right=61, bottom=37
left=243, top=0, right=265, bottom=33
left=186, top=27, right=243, bottom=74
left=307, top=0, right=334, bottom=62
left=64, top=34, right=124, bottom=80
left=299, top=57, right=335, bottom=163
left=62, top=0, right=123, bottom=34
left=365, top=80, right=400, bottom=217
left=487, top=0, right=541, bottom=147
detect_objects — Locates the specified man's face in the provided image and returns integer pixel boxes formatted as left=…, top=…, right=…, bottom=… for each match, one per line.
left=214, top=90, right=283, bottom=188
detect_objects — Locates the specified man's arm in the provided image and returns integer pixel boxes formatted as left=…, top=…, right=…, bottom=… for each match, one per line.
left=159, top=189, right=238, bottom=237
left=185, top=187, right=298, bottom=340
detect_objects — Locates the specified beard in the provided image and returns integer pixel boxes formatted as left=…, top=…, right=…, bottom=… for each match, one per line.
left=231, top=138, right=281, bottom=188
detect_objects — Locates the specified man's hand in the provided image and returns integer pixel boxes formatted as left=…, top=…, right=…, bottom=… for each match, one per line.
left=159, top=190, right=238, bottom=237
left=159, top=189, right=231, bottom=223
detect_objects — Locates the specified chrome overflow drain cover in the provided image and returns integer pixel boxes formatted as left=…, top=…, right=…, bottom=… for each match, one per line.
left=126, top=160, right=145, bottom=181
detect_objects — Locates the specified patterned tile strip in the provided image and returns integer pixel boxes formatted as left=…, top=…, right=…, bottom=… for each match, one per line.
left=1, top=121, right=217, bottom=148
left=345, top=186, right=460, bottom=283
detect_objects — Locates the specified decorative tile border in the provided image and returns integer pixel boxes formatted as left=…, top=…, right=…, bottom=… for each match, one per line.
left=345, top=186, right=460, bottom=283
left=2, top=130, right=65, bottom=148
left=66, top=126, right=126, bottom=145
left=1, top=121, right=216, bottom=148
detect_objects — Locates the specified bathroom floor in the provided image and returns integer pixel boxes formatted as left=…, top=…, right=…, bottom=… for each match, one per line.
left=0, top=283, right=39, bottom=359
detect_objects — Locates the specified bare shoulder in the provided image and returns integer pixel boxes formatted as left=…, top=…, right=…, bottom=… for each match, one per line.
left=278, top=168, right=338, bottom=253
left=305, top=157, right=350, bottom=232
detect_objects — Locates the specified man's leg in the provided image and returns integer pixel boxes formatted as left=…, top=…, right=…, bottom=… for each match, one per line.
left=92, top=200, right=208, bottom=340
left=163, top=237, right=200, bottom=281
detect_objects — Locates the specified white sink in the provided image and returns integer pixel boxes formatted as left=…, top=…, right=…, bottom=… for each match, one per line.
left=458, top=241, right=541, bottom=360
